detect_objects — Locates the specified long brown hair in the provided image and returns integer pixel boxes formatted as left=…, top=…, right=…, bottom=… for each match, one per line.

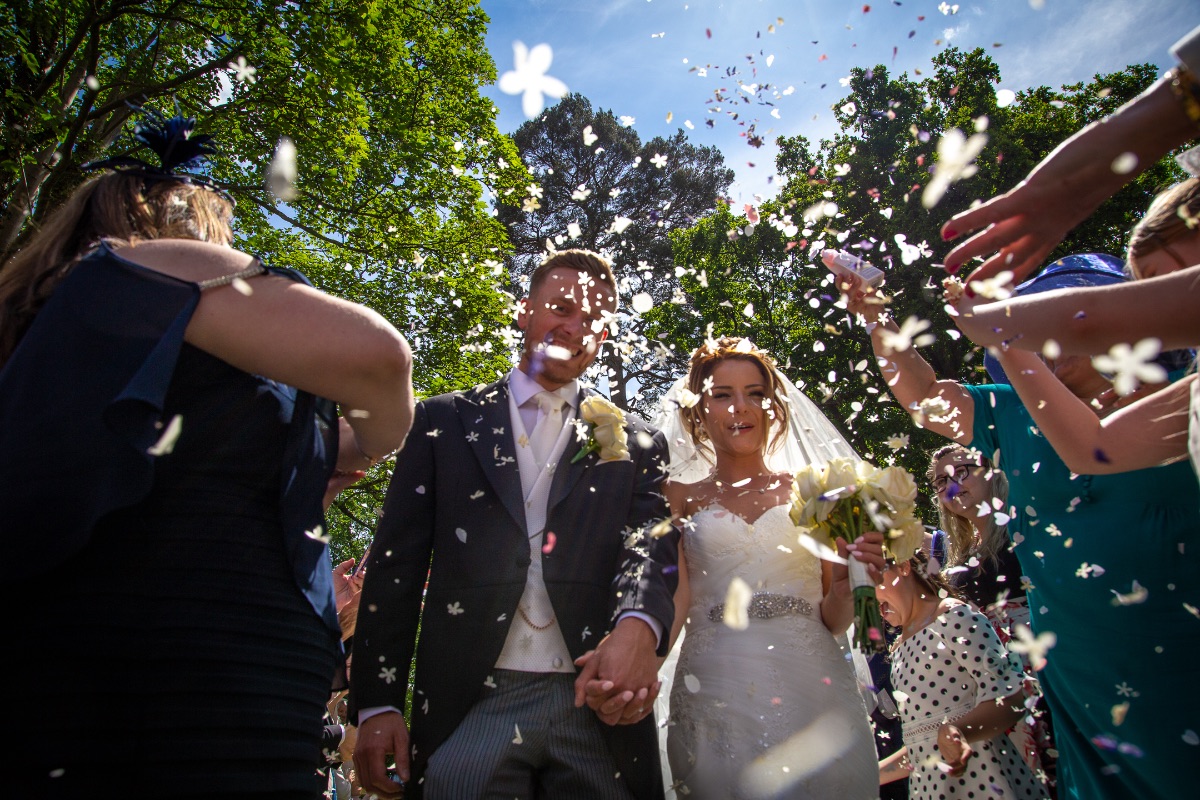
left=0, top=171, right=234, bottom=367
left=927, top=444, right=1010, bottom=569
left=679, top=337, right=792, bottom=461
left=1126, top=177, right=1200, bottom=278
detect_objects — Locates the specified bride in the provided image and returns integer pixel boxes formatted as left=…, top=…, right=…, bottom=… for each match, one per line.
left=656, top=337, right=881, bottom=799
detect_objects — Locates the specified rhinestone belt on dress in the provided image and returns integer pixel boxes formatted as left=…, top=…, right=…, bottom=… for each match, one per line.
left=708, top=592, right=814, bottom=622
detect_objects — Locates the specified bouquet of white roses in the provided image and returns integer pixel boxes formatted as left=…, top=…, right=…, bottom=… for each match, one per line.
left=789, top=457, right=924, bottom=654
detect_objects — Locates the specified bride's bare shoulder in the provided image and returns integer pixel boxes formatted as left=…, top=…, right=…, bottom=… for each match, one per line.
left=664, top=478, right=718, bottom=518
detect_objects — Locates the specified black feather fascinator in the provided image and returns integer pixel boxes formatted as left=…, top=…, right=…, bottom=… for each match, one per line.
left=83, top=106, right=233, bottom=204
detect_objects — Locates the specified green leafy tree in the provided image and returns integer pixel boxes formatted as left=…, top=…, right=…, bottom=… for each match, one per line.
left=1, top=0, right=533, bottom=558
left=661, top=48, right=1184, bottom=514
left=496, top=93, right=734, bottom=417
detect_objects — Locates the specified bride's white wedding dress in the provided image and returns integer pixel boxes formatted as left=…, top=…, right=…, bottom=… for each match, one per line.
left=665, top=502, right=878, bottom=799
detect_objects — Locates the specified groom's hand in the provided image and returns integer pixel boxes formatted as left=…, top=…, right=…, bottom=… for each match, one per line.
left=573, top=617, right=660, bottom=725
left=353, top=711, right=409, bottom=798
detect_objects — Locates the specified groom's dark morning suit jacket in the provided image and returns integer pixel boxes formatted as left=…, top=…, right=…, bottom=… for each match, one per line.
left=351, top=376, right=679, bottom=798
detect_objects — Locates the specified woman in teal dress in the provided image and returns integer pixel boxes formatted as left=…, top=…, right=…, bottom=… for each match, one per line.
left=845, top=254, right=1200, bottom=799
left=963, top=379, right=1198, bottom=799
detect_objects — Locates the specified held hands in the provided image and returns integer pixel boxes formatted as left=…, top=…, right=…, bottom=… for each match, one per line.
left=352, top=710, right=410, bottom=799
left=573, top=617, right=661, bottom=726
left=936, top=722, right=974, bottom=776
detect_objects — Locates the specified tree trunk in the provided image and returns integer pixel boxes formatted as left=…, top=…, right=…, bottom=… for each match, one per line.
left=0, top=154, right=54, bottom=261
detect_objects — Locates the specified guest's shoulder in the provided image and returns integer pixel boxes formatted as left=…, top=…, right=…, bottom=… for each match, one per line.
left=937, top=600, right=991, bottom=632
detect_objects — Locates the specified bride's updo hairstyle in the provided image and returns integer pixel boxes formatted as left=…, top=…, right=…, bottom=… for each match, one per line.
left=680, top=336, right=791, bottom=459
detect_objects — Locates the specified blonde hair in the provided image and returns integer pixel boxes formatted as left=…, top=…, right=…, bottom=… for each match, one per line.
left=927, top=444, right=1010, bottom=569
left=680, top=337, right=791, bottom=461
left=0, top=171, right=234, bottom=366
left=1126, top=178, right=1200, bottom=279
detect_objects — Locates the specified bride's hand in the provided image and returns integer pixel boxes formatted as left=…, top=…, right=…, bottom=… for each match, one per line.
left=573, top=620, right=661, bottom=725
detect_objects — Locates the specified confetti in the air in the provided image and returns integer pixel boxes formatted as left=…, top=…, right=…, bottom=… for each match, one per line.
left=229, top=56, right=257, bottom=84
left=879, top=316, right=934, bottom=354
left=147, top=414, right=183, bottom=456
left=609, top=216, right=634, bottom=235
left=1008, top=624, right=1056, bottom=671
left=266, top=137, right=298, bottom=202
left=498, top=41, right=568, bottom=117
left=1111, top=152, right=1138, bottom=174
left=923, top=127, right=988, bottom=208
left=723, top=576, right=752, bottom=630
left=1091, top=338, right=1166, bottom=396
left=968, top=271, right=1015, bottom=300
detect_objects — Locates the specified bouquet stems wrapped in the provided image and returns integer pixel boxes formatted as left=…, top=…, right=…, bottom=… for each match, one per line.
left=826, top=496, right=887, bottom=653
left=790, top=457, right=923, bottom=655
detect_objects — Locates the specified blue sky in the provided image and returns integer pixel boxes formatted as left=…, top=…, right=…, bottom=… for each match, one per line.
left=480, top=0, right=1196, bottom=204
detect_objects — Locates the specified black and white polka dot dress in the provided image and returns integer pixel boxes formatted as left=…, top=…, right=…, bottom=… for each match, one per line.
left=891, top=603, right=1047, bottom=800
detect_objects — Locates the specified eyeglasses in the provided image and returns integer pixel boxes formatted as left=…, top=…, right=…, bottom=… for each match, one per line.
left=931, top=463, right=973, bottom=493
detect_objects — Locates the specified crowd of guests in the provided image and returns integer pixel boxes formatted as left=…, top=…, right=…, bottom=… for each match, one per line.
left=4, top=22, right=1198, bottom=800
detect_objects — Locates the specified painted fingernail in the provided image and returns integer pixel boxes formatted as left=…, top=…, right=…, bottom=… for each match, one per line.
left=964, top=286, right=976, bottom=299
left=945, top=261, right=960, bottom=275
left=942, top=227, right=958, bottom=241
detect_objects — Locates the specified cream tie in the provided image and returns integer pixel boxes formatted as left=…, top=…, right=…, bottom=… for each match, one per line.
left=529, top=391, right=566, bottom=468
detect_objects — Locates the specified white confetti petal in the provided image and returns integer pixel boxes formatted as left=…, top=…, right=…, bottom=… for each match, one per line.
left=722, top=576, right=752, bottom=630
left=147, top=414, right=184, bottom=456
left=498, top=42, right=568, bottom=118
left=1111, top=152, right=1138, bottom=175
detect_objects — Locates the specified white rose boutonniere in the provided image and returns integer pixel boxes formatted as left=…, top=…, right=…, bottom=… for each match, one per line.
left=573, top=395, right=631, bottom=463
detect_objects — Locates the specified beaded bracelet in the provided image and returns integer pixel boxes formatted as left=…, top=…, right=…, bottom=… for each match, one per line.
left=1168, top=66, right=1200, bottom=129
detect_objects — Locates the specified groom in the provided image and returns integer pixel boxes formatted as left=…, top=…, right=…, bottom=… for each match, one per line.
left=350, top=249, right=678, bottom=799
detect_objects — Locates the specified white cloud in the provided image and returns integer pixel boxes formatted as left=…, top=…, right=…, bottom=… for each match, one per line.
left=998, top=0, right=1182, bottom=90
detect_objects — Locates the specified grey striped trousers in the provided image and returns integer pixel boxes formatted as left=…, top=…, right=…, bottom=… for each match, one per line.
left=423, top=670, right=637, bottom=799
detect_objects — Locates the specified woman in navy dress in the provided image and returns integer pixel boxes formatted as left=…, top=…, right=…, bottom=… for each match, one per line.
left=0, top=114, right=414, bottom=798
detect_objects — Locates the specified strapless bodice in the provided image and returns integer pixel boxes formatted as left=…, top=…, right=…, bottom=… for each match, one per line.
left=684, top=503, right=824, bottom=621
